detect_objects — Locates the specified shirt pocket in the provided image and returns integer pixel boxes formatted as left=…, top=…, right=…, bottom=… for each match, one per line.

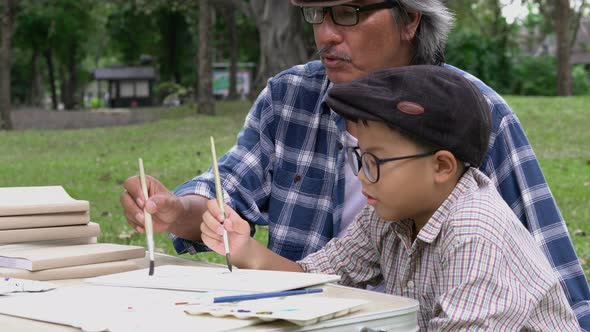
left=272, top=167, right=330, bottom=198
left=268, top=167, right=332, bottom=260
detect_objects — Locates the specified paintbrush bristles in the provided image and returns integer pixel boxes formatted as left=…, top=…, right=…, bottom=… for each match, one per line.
left=149, top=260, right=155, bottom=276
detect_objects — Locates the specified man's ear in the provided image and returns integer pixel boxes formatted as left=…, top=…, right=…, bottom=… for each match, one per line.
left=401, top=10, right=421, bottom=41
left=432, top=150, right=457, bottom=184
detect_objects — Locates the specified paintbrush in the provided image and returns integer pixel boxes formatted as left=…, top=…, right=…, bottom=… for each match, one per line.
left=210, top=136, right=233, bottom=272
left=138, top=158, right=155, bottom=276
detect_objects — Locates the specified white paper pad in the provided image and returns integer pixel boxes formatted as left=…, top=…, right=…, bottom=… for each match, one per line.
left=85, top=265, right=341, bottom=293
left=0, top=285, right=261, bottom=332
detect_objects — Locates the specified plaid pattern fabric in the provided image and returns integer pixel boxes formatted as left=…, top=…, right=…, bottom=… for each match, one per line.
left=170, top=61, right=589, bottom=329
left=299, top=168, right=580, bottom=331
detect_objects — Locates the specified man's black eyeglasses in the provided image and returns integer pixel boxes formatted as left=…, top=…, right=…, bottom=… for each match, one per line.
left=346, top=146, right=436, bottom=183
left=300, top=1, right=398, bottom=26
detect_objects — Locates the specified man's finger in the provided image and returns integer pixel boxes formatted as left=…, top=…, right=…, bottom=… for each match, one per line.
left=121, top=190, right=143, bottom=226
left=122, top=176, right=146, bottom=207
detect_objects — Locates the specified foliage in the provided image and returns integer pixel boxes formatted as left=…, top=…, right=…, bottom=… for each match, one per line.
left=105, top=4, right=156, bottom=64
left=446, top=27, right=514, bottom=94
left=511, top=55, right=558, bottom=95
left=154, top=81, right=192, bottom=106
left=11, top=0, right=100, bottom=108
left=572, top=64, right=590, bottom=95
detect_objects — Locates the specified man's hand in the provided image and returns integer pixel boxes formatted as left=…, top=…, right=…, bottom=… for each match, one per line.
left=120, top=175, right=184, bottom=233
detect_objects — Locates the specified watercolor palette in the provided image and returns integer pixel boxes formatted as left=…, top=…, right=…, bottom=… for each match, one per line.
left=184, top=296, right=368, bottom=326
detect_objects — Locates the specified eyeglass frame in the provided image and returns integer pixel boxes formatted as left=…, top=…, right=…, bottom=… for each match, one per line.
left=300, top=1, right=399, bottom=27
left=346, top=146, right=437, bottom=183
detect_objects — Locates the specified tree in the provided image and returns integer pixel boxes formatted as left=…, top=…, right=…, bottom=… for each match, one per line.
left=198, top=0, right=215, bottom=115
left=556, top=0, right=572, bottom=95
left=224, top=2, right=239, bottom=100
left=231, top=0, right=310, bottom=94
left=0, top=0, right=16, bottom=130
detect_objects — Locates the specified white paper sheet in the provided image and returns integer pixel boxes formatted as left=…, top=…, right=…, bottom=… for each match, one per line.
left=0, top=285, right=261, bottom=332
left=85, top=265, right=341, bottom=293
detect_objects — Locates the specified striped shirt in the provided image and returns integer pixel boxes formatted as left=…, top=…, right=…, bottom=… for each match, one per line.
left=171, top=61, right=590, bottom=329
left=299, top=168, right=580, bottom=331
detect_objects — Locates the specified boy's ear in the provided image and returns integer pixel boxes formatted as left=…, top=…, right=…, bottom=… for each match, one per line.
left=432, top=150, right=457, bottom=184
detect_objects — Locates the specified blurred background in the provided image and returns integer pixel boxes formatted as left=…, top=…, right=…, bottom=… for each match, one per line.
left=0, top=0, right=588, bottom=122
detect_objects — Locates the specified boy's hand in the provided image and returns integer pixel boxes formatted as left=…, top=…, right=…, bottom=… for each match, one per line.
left=201, top=199, right=252, bottom=257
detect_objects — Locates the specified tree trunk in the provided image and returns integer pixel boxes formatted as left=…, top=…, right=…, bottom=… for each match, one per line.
left=44, top=49, right=58, bottom=110
left=248, top=0, right=309, bottom=94
left=198, top=0, right=215, bottom=115
left=225, top=4, right=239, bottom=100
left=29, top=48, right=44, bottom=107
left=556, top=0, right=572, bottom=96
left=59, top=65, right=66, bottom=110
left=167, top=11, right=180, bottom=84
left=0, top=0, right=15, bottom=130
left=64, top=44, right=78, bottom=110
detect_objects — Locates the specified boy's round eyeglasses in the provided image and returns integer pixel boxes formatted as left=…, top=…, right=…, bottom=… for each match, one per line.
left=346, top=147, right=437, bottom=183
left=300, top=1, right=398, bottom=26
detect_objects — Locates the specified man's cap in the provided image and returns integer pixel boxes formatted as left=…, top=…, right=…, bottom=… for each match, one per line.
left=291, top=0, right=356, bottom=6
left=326, top=65, right=491, bottom=167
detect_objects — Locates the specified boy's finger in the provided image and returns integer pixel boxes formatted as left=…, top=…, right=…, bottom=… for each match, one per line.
left=224, top=215, right=250, bottom=236
left=206, top=199, right=223, bottom=221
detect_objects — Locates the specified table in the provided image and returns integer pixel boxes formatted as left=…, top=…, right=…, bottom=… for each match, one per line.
left=0, top=253, right=419, bottom=332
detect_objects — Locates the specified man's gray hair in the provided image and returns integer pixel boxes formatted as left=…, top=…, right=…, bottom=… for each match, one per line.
left=395, top=0, right=455, bottom=65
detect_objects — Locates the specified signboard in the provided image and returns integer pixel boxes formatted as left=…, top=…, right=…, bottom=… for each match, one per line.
left=213, top=71, right=251, bottom=98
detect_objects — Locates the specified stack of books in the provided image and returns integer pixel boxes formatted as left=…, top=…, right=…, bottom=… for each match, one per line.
left=0, top=186, right=145, bottom=280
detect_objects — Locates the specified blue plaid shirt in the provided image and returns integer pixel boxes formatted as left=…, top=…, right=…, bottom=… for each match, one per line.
left=172, top=61, right=590, bottom=329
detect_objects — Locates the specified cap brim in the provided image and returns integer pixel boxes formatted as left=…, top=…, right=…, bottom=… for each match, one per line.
left=290, top=0, right=354, bottom=6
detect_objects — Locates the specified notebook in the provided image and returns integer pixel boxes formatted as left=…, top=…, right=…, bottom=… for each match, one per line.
left=0, top=243, right=145, bottom=271
left=0, top=260, right=140, bottom=280
left=0, top=211, right=89, bottom=230
left=0, top=222, right=100, bottom=244
left=0, top=186, right=89, bottom=216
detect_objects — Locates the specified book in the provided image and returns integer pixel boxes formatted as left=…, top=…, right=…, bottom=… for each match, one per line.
left=0, top=237, right=98, bottom=251
left=0, top=260, right=140, bottom=280
left=0, top=243, right=146, bottom=271
left=87, top=265, right=341, bottom=293
left=0, top=211, right=89, bottom=230
left=0, top=222, right=100, bottom=244
left=0, top=186, right=89, bottom=216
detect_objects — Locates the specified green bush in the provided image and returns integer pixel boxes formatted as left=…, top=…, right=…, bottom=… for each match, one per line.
left=572, top=65, right=590, bottom=95
left=510, top=56, right=557, bottom=96
left=154, top=81, right=184, bottom=103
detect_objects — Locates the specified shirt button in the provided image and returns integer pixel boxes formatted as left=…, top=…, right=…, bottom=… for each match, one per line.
left=294, top=175, right=301, bottom=183
left=407, top=280, right=415, bottom=289
left=338, top=143, right=344, bottom=150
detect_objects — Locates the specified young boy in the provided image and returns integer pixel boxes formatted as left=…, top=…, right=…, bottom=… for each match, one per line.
left=200, top=66, right=579, bottom=331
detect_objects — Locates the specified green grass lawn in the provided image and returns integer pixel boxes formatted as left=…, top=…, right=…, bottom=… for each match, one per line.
left=1, top=97, right=589, bottom=279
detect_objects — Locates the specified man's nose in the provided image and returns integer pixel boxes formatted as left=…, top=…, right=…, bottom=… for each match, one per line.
left=314, top=11, right=344, bottom=46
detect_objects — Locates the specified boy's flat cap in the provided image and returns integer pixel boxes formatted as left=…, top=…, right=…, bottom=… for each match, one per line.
left=326, top=65, right=491, bottom=167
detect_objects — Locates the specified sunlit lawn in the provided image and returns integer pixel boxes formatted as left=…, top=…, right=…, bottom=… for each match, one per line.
left=0, top=97, right=588, bottom=279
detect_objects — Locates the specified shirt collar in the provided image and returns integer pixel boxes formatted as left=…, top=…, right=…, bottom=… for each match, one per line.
left=417, top=168, right=479, bottom=243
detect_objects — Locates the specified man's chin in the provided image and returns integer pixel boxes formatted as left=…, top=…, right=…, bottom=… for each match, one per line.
left=325, top=69, right=365, bottom=84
